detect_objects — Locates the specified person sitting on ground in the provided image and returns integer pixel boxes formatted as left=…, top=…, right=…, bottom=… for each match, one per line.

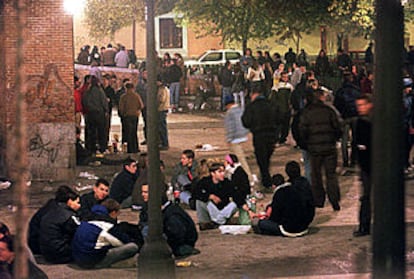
left=140, top=183, right=200, bottom=258
left=0, top=236, right=48, bottom=279
left=0, top=222, right=10, bottom=240
left=38, top=185, right=81, bottom=263
left=79, top=178, right=110, bottom=219
left=251, top=162, right=314, bottom=237
left=72, top=199, right=140, bottom=269
left=75, top=127, right=92, bottom=166
left=171, top=149, right=199, bottom=206
left=224, top=154, right=253, bottom=224
left=109, top=158, right=139, bottom=208
left=28, top=185, right=78, bottom=255
left=194, top=162, right=238, bottom=230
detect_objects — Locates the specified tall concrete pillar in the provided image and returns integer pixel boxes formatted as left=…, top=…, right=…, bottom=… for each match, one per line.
left=0, top=0, right=75, bottom=180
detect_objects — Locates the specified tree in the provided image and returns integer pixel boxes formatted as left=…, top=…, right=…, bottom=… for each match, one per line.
left=266, top=0, right=333, bottom=53
left=84, top=0, right=145, bottom=40
left=174, top=0, right=275, bottom=51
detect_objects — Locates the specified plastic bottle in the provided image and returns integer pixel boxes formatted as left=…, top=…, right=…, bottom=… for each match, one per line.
left=166, top=183, right=174, bottom=201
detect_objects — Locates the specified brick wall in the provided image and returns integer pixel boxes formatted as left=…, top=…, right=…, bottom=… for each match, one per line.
left=0, top=0, right=76, bottom=180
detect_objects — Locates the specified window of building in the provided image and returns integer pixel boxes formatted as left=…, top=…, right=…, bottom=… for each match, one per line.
left=159, top=18, right=182, bottom=49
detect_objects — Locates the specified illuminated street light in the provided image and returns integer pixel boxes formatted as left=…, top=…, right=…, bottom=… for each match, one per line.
left=63, top=0, right=85, bottom=15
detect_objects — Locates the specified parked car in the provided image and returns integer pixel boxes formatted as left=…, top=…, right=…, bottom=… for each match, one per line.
left=184, top=49, right=242, bottom=67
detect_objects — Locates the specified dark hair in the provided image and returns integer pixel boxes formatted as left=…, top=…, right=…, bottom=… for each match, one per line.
left=285, top=161, right=301, bottom=179
left=107, top=43, right=113, bottom=48
left=101, top=199, right=120, bottom=213
left=125, top=83, right=134, bottom=90
left=74, top=76, right=79, bottom=83
left=123, top=157, right=137, bottom=167
left=76, top=127, right=81, bottom=135
left=272, top=174, right=285, bottom=186
left=90, top=75, right=100, bottom=87
left=225, top=154, right=239, bottom=166
left=209, top=162, right=224, bottom=173
left=83, top=74, right=91, bottom=84
left=0, top=235, right=13, bottom=252
left=0, top=222, right=10, bottom=236
left=95, top=178, right=110, bottom=187
left=182, top=149, right=195, bottom=159
left=356, top=93, right=373, bottom=103
left=55, top=185, right=79, bottom=203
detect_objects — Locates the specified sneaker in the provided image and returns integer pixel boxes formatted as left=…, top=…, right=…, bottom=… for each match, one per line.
left=199, top=222, right=218, bottom=231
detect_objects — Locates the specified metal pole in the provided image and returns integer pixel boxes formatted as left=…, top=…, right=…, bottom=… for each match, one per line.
left=137, top=0, right=175, bottom=277
left=373, top=0, right=405, bottom=278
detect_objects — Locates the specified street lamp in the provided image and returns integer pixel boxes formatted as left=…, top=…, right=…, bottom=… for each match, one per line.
left=63, top=0, right=85, bottom=16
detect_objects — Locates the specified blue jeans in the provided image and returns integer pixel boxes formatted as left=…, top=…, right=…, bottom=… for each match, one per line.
left=233, top=91, right=245, bottom=110
left=158, top=110, right=168, bottom=147
left=221, top=86, right=232, bottom=110
left=94, top=243, right=138, bottom=268
left=302, top=149, right=311, bottom=184
left=169, top=82, right=180, bottom=106
left=341, top=117, right=357, bottom=167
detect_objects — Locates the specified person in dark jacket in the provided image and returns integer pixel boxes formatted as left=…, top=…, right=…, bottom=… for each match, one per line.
left=28, top=185, right=79, bottom=255
left=334, top=72, right=361, bottom=168
left=38, top=186, right=81, bottom=263
left=0, top=236, right=48, bottom=279
left=218, top=61, right=235, bottom=111
left=242, top=91, right=277, bottom=190
left=72, top=199, right=139, bottom=269
left=140, top=183, right=200, bottom=258
left=82, top=75, right=109, bottom=154
left=79, top=178, right=110, bottom=220
left=194, top=163, right=238, bottom=230
left=109, top=158, right=139, bottom=208
left=299, top=89, right=342, bottom=211
left=161, top=196, right=200, bottom=258
left=252, top=162, right=314, bottom=237
left=353, top=94, right=373, bottom=237
left=165, top=59, right=183, bottom=111
left=224, top=154, right=254, bottom=224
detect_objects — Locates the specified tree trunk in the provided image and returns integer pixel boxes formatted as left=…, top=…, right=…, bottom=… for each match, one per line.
left=137, top=1, right=176, bottom=277
left=132, top=18, right=136, bottom=51
left=13, top=0, right=29, bottom=277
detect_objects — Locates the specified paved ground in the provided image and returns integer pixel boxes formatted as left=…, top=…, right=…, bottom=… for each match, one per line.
left=1, top=111, right=414, bottom=278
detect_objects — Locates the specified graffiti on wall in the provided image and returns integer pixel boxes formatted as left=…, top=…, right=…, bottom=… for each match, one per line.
left=29, top=133, right=59, bottom=164
left=25, top=63, right=73, bottom=121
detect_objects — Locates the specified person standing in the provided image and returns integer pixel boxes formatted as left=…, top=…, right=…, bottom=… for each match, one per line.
left=299, top=89, right=342, bottom=211
left=102, top=44, right=116, bottom=66
left=82, top=75, right=108, bottom=154
left=118, top=83, right=144, bottom=153
left=115, top=45, right=130, bottom=68
left=136, top=69, right=148, bottom=145
left=353, top=94, right=374, bottom=237
left=270, top=71, right=294, bottom=145
left=224, top=95, right=252, bottom=184
left=166, top=59, right=183, bottom=111
left=334, top=72, right=361, bottom=168
left=103, top=74, right=115, bottom=145
left=74, top=76, right=83, bottom=130
left=242, top=91, right=277, bottom=190
left=158, top=78, right=170, bottom=150
left=218, top=61, right=234, bottom=111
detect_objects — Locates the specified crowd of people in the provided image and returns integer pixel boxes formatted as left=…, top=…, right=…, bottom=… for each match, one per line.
left=7, top=42, right=414, bottom=275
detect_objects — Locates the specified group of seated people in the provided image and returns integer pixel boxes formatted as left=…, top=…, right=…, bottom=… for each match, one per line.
left=20, top=156, right=200, bottom=269
left=1, top=150, right=315, bottom=274
left=170, top=149, right=315, bottom=236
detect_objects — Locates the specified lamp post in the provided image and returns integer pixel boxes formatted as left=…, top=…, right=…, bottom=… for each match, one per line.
left=137, top=0, right=176, bottom=278
left=373, top=0, right=405, bottom=278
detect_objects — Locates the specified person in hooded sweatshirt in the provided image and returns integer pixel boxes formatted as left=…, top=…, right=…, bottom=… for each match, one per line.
left=72, top=199, right=140, bottom=269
